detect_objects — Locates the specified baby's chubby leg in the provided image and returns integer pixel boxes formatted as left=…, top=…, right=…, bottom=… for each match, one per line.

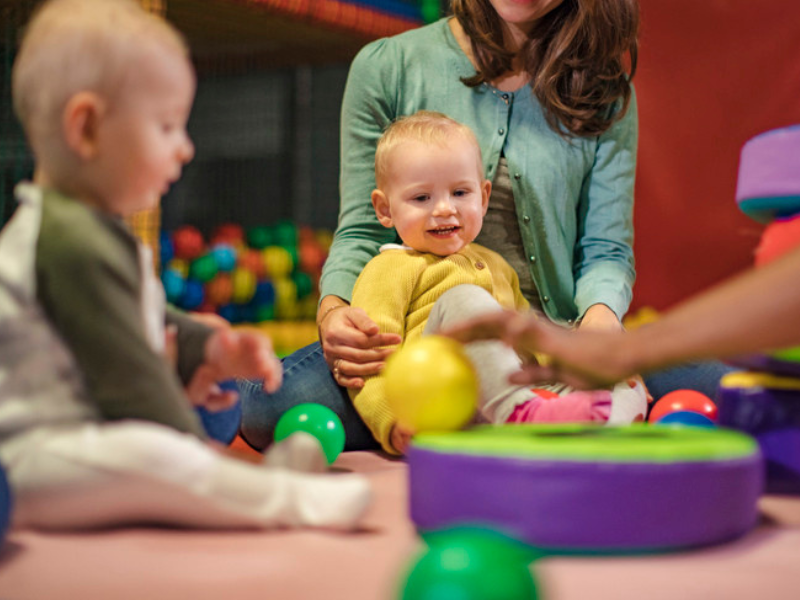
left=425, top=284, right=535, bottom=424
left=1, top=422, right=370, bottom=531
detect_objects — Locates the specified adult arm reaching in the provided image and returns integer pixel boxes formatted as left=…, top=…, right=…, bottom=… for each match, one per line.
left=444, top=247, right=800, bottom=389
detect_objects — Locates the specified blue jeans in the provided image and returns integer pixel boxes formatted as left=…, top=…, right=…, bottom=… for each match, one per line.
left=239, top=342, right=737, bottom=451
left=642, top=361, right=736, bottom=404
left=239, top=342, right=380, bottom=452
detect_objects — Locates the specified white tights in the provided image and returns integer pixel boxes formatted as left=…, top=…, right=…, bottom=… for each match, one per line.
left=0, top=422, right=370, bottom=531
left=425, top=284, right=647, bottom=425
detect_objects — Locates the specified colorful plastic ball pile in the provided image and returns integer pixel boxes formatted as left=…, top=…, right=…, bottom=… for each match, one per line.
left=400, top=526, right=540, bottom=600
left=274, top=403, right=346, bottom=465
left=648, top=389, right=718, bottom=424
left=160, top=221, right=330, bottom=323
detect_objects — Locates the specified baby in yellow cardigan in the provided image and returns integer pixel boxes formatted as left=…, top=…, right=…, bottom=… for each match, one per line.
left=349, top=111, right=647, bottom=454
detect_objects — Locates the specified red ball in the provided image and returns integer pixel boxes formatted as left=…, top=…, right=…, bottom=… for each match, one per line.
left=172, top=226, right=205, bottom=260
left=211, top=223, right=245, bottom=246
left=755, top=214, right=800, bottom=267
left=648, top=390, right=718, bottom=423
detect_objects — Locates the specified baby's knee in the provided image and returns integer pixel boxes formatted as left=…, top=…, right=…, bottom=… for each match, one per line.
left=427, top=285, right=501, bottom=332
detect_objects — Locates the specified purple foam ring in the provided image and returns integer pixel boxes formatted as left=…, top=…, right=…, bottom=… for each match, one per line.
left=407, top=449, right=762, bottom=552
left=728, top=354, right=800, bottom=378
left=735, top=125, right=800, bottom=202
left=717, top=385, right=800, bottom=495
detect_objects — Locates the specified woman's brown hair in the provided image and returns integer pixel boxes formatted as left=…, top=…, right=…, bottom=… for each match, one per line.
left=452, top=0, right=639, bottom=138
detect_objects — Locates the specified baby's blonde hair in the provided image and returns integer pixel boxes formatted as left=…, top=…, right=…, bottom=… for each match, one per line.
left=374, top=111, right=484, bottom=188
left=12, top=0, right=187, bottom=145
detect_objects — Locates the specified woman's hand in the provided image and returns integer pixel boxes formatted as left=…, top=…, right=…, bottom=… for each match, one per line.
left=578, top=303, right=624, bottom=333
left=442, top=309, right=638, bottom=390
left=318, top=296, right=402, bottom=389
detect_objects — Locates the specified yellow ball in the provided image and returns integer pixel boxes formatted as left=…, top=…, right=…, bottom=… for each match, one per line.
left=231, top=268, right=256, bottom=304
left=384, top=335, right=478, bottom=432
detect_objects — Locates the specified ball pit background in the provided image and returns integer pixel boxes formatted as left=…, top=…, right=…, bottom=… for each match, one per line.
left=161, top=221, right=331, bottom=328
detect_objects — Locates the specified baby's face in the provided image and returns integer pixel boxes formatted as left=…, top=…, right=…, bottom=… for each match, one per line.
left=380, top=138, right=489, bottom=257
left=91, top=41, right=195, bottom=216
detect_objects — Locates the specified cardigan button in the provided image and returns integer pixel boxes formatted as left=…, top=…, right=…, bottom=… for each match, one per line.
left=475, top=261, right=485, bottom=270
left=543, top=296, right=550, bottom=302
left=522, top=215, right=530, bottom=223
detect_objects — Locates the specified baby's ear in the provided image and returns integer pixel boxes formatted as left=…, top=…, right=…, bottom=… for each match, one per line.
left=481, top=179, right=492, bottom=215
left=371, top=189, right=393, bottom=228
left=63, top=91, right=104, bottom=159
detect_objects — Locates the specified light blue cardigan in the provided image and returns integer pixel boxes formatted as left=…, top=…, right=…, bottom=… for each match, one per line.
left=321, top=18, right=637, bottom=324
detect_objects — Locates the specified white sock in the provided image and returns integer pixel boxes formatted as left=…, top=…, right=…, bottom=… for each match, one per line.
left=606, top=379, right=649, bottom=425
left=278, top=470, right=372, bottom=531
left=263, top=432, right=328, bottom=473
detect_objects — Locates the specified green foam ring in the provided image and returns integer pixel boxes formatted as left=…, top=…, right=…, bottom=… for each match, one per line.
left=772, top=345, right=800, bottom=364
left=412, top=423, right=758, bottom=463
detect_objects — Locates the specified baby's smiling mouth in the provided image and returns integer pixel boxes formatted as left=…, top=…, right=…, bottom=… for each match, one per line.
left=428, top=225, right=461, bottom=235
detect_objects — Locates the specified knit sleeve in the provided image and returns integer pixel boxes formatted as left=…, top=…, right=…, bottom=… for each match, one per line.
left=319, top=39, right=401, bottom=304
left=36, top=201, right=206, bottom=438
left=573, top=87, right=638, bottom=320
left=347, top=252, right=422, bottom=453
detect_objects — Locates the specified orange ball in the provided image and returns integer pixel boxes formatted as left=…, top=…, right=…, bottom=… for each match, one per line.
left=206, top=274, right=233, bottom=306
left=237, top=249, right=266, bottom=278
left=648, top=390, right=718, bottom=423
left=755, top=214, right=800, bottom=266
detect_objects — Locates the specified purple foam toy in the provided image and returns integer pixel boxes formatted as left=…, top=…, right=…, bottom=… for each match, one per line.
left=718, top=372, right=800, bottom=495
left=736, top=125, right=800, bottom=222
left=408, top=425, right=762, bottom=554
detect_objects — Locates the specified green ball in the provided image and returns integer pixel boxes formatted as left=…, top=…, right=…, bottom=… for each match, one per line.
left=274, top=403, right=345, bottom=464
left=292, top=271, right=314, bottom=299
left=189, top=254, right=218, bottom=282
left=401, top=529, right=539, bottom=600
left=273, top=220, right=298, bottom=247
left=255, top=303, right=275, bottom=322
left=422, top=526, right=541, bottom=565
left=247, top=226, right=274, bottom=250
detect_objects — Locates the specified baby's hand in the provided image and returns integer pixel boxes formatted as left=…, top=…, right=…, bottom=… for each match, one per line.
left=185, top=364, right=239, bottom=411
left=389, top=423, right=415, bottom=455
left=205, top=328, right=283, bottom=393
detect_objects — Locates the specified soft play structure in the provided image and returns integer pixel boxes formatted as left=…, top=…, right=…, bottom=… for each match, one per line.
left=717, top=125, right=800, bottom=495
left=408, top=424, right=762, bottom=553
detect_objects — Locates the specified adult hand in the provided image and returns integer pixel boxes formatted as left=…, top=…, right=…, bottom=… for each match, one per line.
left=442, top=310, right=638, bottom=390
left=318, top=297, right=402, bottom=389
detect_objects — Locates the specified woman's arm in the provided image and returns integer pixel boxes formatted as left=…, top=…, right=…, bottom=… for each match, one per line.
left=319, top=39, right=399, bottom=304
left=315, top=40, right=403, bottom=382
left=573, top=88, right=639, bottom=322
left=445, top=246, right=800, bottom=389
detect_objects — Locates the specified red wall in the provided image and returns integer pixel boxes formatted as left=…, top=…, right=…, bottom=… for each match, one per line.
left=631, top=1, right=800, bottom=311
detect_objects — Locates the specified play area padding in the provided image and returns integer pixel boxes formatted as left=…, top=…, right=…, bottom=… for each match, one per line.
left=408, top=424, right=763, bottom=553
